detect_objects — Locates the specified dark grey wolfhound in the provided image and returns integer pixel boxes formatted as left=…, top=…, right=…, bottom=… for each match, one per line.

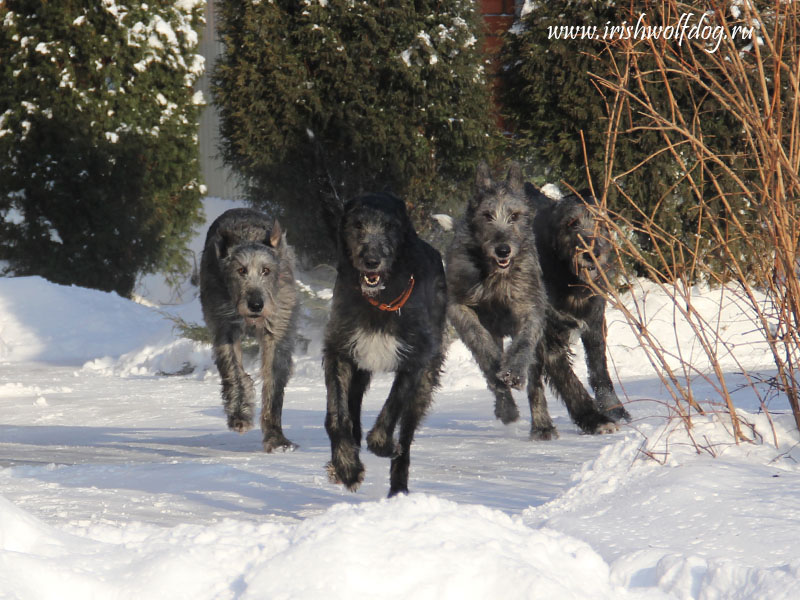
left=200, top=208, right=299, bottom=452
left=324, top=193, right=447, bottom=496
left=446, top=162, right=617, bottom=439
left=527, top=186, right=631, bottom=431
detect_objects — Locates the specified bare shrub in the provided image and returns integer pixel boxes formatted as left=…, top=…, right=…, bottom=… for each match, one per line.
left=582, top=0, right=800, bottom=443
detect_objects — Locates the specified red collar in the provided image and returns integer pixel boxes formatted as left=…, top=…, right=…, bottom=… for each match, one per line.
left=363, top=275, right=415, bottom=312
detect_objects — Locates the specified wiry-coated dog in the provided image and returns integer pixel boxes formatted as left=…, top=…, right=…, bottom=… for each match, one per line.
left=324, top=193, right=446, bottom=497
left=200, top=208, right=299, bottom=452
left=527, top=186, right=631, bottom=429
left=447, top=163, right=616, bottom=439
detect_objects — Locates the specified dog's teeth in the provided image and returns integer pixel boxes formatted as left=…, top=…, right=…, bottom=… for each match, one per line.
left=362, top=272, right=381, bottom=287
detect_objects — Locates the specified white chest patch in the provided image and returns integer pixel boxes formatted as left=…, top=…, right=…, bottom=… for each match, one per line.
left=348, top=328, right=408, bottom=372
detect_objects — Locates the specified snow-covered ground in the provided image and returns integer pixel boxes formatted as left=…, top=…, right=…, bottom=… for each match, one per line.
left=1, top=201, right=799, bottom=599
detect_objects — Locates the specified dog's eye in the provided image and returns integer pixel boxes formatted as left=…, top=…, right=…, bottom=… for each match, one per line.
left=567, top=218, right=580, bottom=229
left=354, top=220, right=363, bottom=231
left=237, top=267, right=247, bottom=276
left=261, top=266, right=270, bottom=276
left=509, top=212, right=520, bottom=223
left=482, top=211, right=493, bottom=221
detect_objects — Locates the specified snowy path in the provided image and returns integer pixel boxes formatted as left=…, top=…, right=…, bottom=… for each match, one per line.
left=0, top=357, right=643, bottom=527
left=3, top=275, right=800, bottom=599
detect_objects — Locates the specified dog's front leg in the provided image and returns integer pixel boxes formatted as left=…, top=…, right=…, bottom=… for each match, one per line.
left=367, top=368, right=422, bottom=459
left=387, top=355, right=442, bottom=497
left=448, top=303, right=519, bottom=423
left=323, top=349, right=365, bottom=491
left=258, top=329, right=297, bottom=452
left=581, top=316, right=631, bottom=422
left=498, top=307, right=543, bottom=391
left=214, top=337, right=255, bottom=433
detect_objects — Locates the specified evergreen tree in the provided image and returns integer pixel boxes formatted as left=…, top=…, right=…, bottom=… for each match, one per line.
left=213, top=0, right=498, bottom=263
left=0, top=0, right=205, bottom=297
left=500, top=1, right=758, bottom=279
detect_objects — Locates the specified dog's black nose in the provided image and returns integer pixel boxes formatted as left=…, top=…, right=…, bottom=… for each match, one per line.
left=247, top=296, right=264, bottom=313
left=495, top=244, right=511, bottom=258
left=364, top=258, right=381, bottom=270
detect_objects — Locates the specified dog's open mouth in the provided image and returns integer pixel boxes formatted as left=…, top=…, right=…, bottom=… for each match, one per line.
left=362, top=271, right=382, bottom=288
left=495, top=257, right=512, bottom=270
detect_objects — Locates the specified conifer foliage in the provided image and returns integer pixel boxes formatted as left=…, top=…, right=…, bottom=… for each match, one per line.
left=0, top=1, right=206, bottom=297
left=501, top=1, right=757, bottom=278
left=213, top=0, right=496, bottom=262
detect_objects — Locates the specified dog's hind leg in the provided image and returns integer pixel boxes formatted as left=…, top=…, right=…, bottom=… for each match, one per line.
left=324, top=351, right=365, bottom=491
left=258, top=329, right=297, bottom=453
left=448, top=304, right=519, bottom=423
left=581, top=319, right=631, bottom=422
left=527, top=346, right=559, bottom=440
left=214, top=336, right=256, bottom=433
left=544, top=350, right=618, bottom=435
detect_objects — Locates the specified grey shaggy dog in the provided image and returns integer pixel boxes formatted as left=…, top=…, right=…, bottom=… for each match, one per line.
left=447, top=163, right=617, bottom=439
left=528, top=186, right=631, bottom=428
left=446, top=162, right=547, bottom=429
left=324, top=192, right=447, bottom=497
left=200, top=208, right=299, bottom=452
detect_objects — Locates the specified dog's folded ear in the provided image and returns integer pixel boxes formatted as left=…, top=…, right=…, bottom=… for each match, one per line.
left=268, top=220, right=283, bottom=248
left=506, top=162, right=524, bottom=195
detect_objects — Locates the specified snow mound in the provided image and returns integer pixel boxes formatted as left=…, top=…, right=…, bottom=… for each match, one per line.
left=603, top=279, right=775, bottom=379
left=613, top=550, right=800, bottom=600
left=528, top=410, right=800, bottom=522
left=0, top=276, right=171, bottom=364
left=0, top=494, right=641, bottom=600
left=243, top=495, right=624, bottom=600
left=524, top=410, right=800, bottom=599
left=83, top=337, right=214, bottom=378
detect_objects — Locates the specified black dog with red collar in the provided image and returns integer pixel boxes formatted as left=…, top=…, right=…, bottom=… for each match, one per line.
left=323, top=192, right=447, bottom=497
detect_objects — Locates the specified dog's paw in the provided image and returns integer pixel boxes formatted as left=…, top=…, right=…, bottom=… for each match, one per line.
left=576, top=412, right=620, bottom=435
left=594, top=420, right=620, bottom=434
left=387, top=485, right=409, bottom=498
left=262, top=432, right=298, bottom=453
left=494, top=397, right=520, bottom=424
left=595, top=393, right=632, bottom=423
left=497, top=367, right=526, bottom=390
left=227, top=414, right=254, bottom=434
left=603, top=404, right=632, bottom=423
left=326, top=449, right=365, bottom=492
left=366, top=427, right=402, bottom=458
left=604, top=406, right=631, bottom=423
left=529, top=425, right=559, bottom=441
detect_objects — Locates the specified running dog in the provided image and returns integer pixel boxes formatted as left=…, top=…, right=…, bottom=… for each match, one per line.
left=528, top=186, right=631, bottom=427
left=447, top=163, right=616, bottom=439
left=200, top=208, right=299, bottom=452
left=323, top=192, right=447, bottom=497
